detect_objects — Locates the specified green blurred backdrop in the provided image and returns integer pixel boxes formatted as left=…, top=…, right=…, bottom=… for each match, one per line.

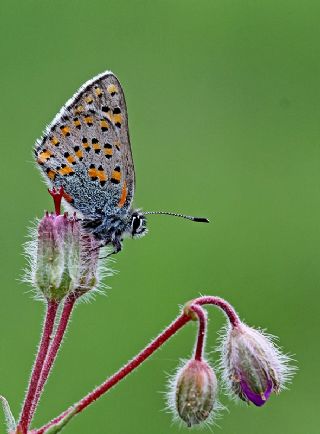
left=0, top=1, right=319, bottom=433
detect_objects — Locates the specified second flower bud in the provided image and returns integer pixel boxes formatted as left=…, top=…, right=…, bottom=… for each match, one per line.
left=169, top=359, right=218, bottom=427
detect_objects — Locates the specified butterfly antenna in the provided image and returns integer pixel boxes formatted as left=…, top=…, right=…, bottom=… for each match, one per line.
left=144, top=211, right=209, bottom=223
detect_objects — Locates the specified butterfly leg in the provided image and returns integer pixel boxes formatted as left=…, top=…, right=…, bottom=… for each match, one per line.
left=99, top=235, right=122, bottom=258
left=109, top=236, right=122, bottom=255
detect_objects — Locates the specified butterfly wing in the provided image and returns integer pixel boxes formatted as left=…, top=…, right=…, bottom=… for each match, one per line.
left=34, top=71, right=135, bottom=219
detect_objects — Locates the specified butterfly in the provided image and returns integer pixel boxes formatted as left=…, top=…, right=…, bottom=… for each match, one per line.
left=34, top=71, right=209, bottom=254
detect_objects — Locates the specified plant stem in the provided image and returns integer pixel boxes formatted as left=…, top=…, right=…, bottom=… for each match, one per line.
left=189, top=305, right=207, bottom=361
left=29, top=296, right=77, bottom=426
left=193, top=295, right=241, bottom=327
left=18, top=300, right=59, bottom=434
left=34, top=312, right=191, bottom=433
left=34, top=296, right=240, bottom=433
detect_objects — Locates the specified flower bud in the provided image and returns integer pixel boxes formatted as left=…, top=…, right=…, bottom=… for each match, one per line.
left=30, top=212, right=100, bottom=301
left=73, top=232, right=101, bottom=297
left=169, top=359, right=218, bottom=427
left=220, top=323, right=293, bottom=406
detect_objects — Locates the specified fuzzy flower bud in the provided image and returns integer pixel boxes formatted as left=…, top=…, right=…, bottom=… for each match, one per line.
left=169, top=359, right=218, bottom=427
left=220, top=323, right=293, bottom=406
left=30, top=212, right=100, bottom=301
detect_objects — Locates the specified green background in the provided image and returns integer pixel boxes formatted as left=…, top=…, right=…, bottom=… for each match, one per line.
left=0, top=1, right=319, bottom=433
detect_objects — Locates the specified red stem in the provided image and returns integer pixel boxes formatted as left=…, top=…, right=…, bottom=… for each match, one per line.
left=18, top=300, right=59, bottom=434
left=193, top=296, right=241, bottom=327
left=35, top=313, right=191, bottom=433
left=189, top=305, right=207, bottom=361
left=34, top=296, right=240, bottom=433
left=28, top=296, right=76, bottom=426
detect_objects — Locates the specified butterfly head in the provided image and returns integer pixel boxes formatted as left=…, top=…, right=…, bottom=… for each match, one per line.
left=129, top=210, right=148, bottom=238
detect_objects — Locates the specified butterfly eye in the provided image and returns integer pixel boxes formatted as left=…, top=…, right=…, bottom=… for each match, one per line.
left=130, top=213, right=147, bottom=237
left=131, top=216, right=141, bottom=234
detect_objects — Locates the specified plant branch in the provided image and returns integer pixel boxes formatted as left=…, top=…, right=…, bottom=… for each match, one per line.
left=18, top=300, right=59, bottom=434
left=193, top=295, right=241, bottom=327
left=34, top=312, right=191, bottom=433
left=33, top=296, right=241, bottom=433
left=189, top=304, right=207, bottom=361
left=29, top=295, right=77, bottom=426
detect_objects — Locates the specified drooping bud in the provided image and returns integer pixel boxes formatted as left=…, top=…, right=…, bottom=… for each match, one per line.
left=29, top=212, right=101, bottom=301
left=168, top=359, right=218, bottom=427
left=220, top=323, right=294, bottom=406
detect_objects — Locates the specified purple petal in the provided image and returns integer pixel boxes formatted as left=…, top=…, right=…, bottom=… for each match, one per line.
left=240, top=379, right=272, bottom=407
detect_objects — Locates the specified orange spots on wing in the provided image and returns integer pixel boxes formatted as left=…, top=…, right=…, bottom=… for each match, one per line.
left=111, top=167, right=121, bottom=184
left=60, top=125, right=70, bottom=136
left=50, top=136, right=60, bottom=146
left=95, top=87, right=102, bottom=97
left=82, top=139, right=90, bottom=151
left=84, top=115, right=93, bottom=125
left=38, top=150, right=53, bottom=163
left=107, top=84, right=118, bottom=95
left=100, top=119, right=109, bottom=131
left=85, top=95, right=94, bottom=104
left=118, top=181, right=127, bottom=208
left=75, top=148, right=83, bottom=159
left=58, top=165, right=74, bottom=176
left=97, top=168, right=107, bottom=183
left=104, top=144, right=113, bottom=158
left=66, top=154, right=76, bottom=165
left=73, top=118, right=81, bottom=129
left=88, top=166, right=107, bottom=183
left=74, top=105, right=84, bottom=114
left=88, top=167, right=97, bottom=178
left=46, top=168, right=56, bottom=181
left=110, top=113, right=122, bottom=126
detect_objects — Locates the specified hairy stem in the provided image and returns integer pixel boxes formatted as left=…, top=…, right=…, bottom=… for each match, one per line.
left=35, top=312, right=191, bottom=433
left=34, top=296, right=240, bottom=433
left=18, top=300, right=59, bottom=434
left=193, top=295, right=241, bottom=327
left=189, top=304, right=207, bottom=361
left=29, top=296, right=76, bottom=426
